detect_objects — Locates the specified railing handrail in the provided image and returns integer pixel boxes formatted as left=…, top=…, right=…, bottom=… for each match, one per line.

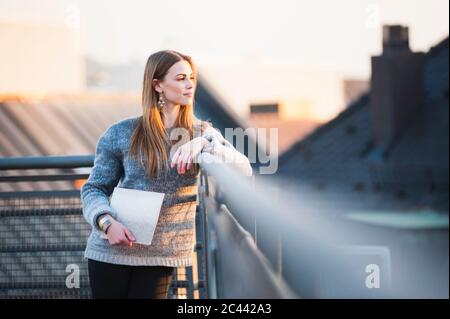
left=0, top=155, right=196, bottom=299
left=0, top=155, right=94, bottom=170
left=0, top=154, right=382, bottom=298
left=196, top=152, right=400, bottom=298
left=197, top=152, right=297, bottom=298
left=2, top=154, right=429, bottom=298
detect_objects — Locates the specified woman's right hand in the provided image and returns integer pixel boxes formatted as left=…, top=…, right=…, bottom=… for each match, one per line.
left=105, top=219, right=136, bottom=247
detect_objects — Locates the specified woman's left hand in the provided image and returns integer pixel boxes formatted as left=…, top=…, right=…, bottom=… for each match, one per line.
left=171, top=137, right=208, bottom=174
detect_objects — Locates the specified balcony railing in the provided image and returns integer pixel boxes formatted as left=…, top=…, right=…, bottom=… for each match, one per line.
left=1, top=154, right=448, bottom=298
left=0, top=154, right=291, bottom=299
left=0, top=156, right=193, bottom=299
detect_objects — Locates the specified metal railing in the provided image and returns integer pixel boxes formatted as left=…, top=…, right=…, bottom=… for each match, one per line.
left=1, top=154, right=448, bottom=298
left=0, top=155, right=194, bottom=299
left=0, top=154, right=299, bottom=299
left=195, top=156, right=294, bottom=298
left=195, top=152, right=448, bottom=299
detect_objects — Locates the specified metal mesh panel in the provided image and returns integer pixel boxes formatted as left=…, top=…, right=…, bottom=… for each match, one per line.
left=0, top=195, right=90, bottom=298
left=0, top=194, right=192, bottom=299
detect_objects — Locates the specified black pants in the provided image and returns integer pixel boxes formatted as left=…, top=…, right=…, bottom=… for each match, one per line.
left=87, top=259, right=174, bottom=299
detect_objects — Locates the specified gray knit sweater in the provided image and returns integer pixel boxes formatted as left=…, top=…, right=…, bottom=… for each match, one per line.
left=81, top=115, right=252, bottom=267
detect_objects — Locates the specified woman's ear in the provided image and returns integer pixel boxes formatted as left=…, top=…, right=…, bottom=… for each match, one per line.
left=153, top=79, right=162, bottom=93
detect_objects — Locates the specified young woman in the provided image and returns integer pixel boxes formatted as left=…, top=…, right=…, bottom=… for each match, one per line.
left=81, top=50, right=252, bottom=299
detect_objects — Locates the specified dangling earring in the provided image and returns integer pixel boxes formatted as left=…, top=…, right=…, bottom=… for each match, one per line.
left=157, top=92, right=166, bottom=109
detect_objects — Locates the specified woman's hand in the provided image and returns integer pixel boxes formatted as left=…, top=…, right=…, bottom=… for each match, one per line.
left=105, top=219, right=136, bottom=247
left=171, top=137, right=208, bottom=174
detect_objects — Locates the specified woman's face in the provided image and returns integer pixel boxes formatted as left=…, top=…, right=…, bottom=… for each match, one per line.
left=155, top=60, right=196, bottom=106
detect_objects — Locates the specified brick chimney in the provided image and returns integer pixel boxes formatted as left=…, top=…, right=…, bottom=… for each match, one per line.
left=369, top=25, right=425, bottom=153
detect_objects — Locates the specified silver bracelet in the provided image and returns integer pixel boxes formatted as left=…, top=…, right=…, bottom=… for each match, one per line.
left=98, top=214, right=113, bottom=233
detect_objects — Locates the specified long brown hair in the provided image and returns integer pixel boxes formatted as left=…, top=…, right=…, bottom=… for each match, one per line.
left=130, top=50, right=211, bottom=179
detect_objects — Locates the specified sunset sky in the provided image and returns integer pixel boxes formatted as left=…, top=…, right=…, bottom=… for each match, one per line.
left=0, top=0, right=448, bottom=79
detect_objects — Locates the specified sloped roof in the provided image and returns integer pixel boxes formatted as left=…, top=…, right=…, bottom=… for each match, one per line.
left=0, top=79, right=257, bottom=192
left=0, top=93, right=141, bottom=157
left=0, top=93, right=141, bottom=192
left=275, top=37, right=449, bottom=212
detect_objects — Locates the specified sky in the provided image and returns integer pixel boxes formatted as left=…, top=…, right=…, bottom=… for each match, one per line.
left=0, top=0, right=448, bottom=79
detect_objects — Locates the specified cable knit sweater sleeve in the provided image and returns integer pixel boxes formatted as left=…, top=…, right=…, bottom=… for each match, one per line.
left=200, top=126, right=253, bottom=176
left=80, top=124, right=123, bottom=231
